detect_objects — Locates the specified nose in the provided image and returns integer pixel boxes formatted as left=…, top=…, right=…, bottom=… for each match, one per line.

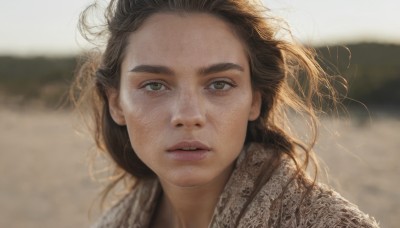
left=170, top=89, right=206, bottom=129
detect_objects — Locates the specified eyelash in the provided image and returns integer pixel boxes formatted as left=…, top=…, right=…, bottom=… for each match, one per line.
left=206, top=80, right=237, bottom=92
left=141, top=81, right=168, bottom=92
left=139, top=79, right=237, bottom=94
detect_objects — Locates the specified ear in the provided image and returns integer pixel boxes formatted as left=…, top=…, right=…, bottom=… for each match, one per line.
left=248, top=91, right=261, bottom=121
left=107, top=89, right=126, bottom=125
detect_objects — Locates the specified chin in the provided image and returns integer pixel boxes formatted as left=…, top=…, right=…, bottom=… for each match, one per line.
left=163, top=167, right=217, bottom=188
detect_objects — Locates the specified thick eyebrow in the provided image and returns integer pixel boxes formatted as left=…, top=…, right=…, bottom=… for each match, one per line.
left=129, top=62, right=244, bottom=76
left=129, top=65, right=174, bottom=75
left=198, top=62, right=244, bottom=76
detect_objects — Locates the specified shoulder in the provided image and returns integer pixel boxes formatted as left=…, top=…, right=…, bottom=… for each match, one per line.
left=298, top=182, right=380, bottom=227
left=246, top=145, right=381, bottom=227
left=91, top=179, right=161, bottom=228
left=266, top=160, right=380, bottom=228
left=90, top=190, right=136, bottom=228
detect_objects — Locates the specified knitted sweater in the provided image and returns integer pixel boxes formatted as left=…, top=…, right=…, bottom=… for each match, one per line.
left=92, top=144, right=380, bottom=227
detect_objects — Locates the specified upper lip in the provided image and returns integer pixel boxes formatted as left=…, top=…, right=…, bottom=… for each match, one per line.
left=167, top=141, right=211, bottom=152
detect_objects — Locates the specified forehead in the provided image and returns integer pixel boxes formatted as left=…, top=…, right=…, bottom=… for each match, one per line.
left=122, top=12, right=249, bottom=71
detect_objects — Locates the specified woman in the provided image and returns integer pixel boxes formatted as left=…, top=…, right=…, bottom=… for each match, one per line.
left=72, top=0, right=380, bottom=227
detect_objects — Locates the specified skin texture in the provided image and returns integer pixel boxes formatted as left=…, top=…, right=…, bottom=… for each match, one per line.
left=108, top=12, right=261, bottom=228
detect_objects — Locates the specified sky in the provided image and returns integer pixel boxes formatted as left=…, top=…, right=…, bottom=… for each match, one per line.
left=0, top=0, right=399, bottom=56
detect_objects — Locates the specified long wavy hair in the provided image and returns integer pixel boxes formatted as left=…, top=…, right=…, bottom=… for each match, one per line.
left=71, top=0, right=344, bottom=221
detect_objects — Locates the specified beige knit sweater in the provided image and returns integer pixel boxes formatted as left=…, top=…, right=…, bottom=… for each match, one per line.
left=92, top=144, right=380, bottom=227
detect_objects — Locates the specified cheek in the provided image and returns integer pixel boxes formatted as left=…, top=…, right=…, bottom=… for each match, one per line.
left=122, top=108, right=167, bottom=170
left=209, top=92, right=253, bottom=136
left=119, top=92, right=169, bottom=150
left=230, top=109, right=250, bottom=136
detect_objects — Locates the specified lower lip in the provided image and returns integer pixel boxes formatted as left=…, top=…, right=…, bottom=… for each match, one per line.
left=166, top=150, right=209, bottom=161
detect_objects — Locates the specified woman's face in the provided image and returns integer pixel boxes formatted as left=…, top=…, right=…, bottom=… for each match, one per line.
left=109, top=12, right=261, bottom=187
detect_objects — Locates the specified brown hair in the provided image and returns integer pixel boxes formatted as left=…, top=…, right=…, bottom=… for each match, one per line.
left=71, top=0, right=343, bottom=222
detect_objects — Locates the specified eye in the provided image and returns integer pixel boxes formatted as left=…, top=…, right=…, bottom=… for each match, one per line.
left=208, top=80, right=235, bottom=91
left=143, top=82, right=166, bottom=91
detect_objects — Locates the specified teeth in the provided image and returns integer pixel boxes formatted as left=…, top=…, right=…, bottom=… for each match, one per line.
left=181, top=147, right=197, bottom=151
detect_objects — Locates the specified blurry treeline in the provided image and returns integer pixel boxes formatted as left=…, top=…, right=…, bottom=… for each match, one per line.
left=315, top=43, right=400, bottom=108
left=0, top=42, right=399, bottom=109
left=0, top=56, right=76, bottom=107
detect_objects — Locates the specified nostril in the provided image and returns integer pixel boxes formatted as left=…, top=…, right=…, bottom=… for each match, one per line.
left=170, top=95, right=206, bottom=128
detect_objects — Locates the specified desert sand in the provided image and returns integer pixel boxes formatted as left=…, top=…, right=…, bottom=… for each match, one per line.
left=0, top=107, right=398, bottom=227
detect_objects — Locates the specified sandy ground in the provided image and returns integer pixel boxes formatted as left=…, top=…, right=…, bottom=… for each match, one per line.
left=0, top=107, right=399, bottom=227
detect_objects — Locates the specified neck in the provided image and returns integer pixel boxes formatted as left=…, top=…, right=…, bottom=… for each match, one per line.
left=156, top=165, right=233, bottom=228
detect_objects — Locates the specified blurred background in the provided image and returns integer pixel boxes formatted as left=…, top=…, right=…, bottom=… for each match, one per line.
left=0, top=0, right=399, bottom=227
